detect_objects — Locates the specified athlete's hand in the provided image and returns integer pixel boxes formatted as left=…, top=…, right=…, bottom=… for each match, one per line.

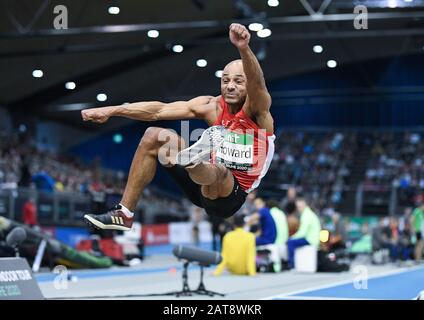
left=81, top=107, right=112, bottom=123
left=229, top=23, right=250, bottom=50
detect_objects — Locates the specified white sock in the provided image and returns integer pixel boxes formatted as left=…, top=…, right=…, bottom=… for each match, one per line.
left=119, top=203, right=134, bottom=218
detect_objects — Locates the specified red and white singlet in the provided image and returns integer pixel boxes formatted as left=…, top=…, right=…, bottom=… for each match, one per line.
left=211, top=96, right=275, bottom=193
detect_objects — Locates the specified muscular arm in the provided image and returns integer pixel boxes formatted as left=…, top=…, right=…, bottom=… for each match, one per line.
left=238, top=46, right=272, bottom=111
left=229, top=23, right=273, bottom=132
left=229, top=24, right=271, bottom=113
left=81, top=96, right=218, bottom=124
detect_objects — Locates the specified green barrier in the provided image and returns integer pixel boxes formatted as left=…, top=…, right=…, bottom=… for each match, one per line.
left=58, top=245, right=113, bottom=269
left=0, top=217, right=113, bottom=269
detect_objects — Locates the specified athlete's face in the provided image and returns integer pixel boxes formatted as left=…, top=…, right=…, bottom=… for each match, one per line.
left=221, top=60, right=247, bottom=106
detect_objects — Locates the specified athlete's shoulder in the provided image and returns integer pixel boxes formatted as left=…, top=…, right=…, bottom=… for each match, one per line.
left=189, top=95, right=217, bottom=105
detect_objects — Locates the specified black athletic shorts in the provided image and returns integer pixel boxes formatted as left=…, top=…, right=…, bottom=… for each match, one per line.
left=417, top=232, right=422, bottom=241
left=164, top=165, right=247, bottom=219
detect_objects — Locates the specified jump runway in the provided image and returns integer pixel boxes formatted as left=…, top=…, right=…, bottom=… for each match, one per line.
left=36, top=251, right=424, bottom=300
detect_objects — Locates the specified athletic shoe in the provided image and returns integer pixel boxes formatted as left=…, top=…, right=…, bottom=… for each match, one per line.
left=176, top=125, right=226, bottom=167
left=84, top=205, right=133, bottom=231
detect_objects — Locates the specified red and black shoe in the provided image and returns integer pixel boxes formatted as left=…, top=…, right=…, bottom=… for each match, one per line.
left=84, top=205, right=133, bottom=231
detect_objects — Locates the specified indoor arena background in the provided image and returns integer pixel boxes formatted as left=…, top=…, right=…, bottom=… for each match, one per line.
left=0, top=0, right=424, bottom=300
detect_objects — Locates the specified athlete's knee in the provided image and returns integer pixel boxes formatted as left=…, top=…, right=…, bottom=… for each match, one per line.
left=140, top=127, right=163, bottom=149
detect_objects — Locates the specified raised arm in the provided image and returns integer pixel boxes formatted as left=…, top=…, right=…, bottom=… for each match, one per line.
left=81, top=96, right=218, bottom=124
left=229, top=23, right=272, bottom=114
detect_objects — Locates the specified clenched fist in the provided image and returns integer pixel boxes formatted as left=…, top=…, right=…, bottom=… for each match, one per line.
left=81, top=107, right=113, bottom=124
left=229, top=23, right=251, bottom=50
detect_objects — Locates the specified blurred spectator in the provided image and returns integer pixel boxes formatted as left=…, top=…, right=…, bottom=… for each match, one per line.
left=267, top=199, right=289, bottom=246
left=18, top=158, right=32, bottom=187
left=396, top=217, right=413, bottom=262
left=285, top=201, right=300, bottom=237
left=235, top=190, right=257, bottom=217
left=190, top=205, right=204, bottom=246
left=32, top=171, right=55, bottom=193
left=89, top=178, right=107, bottom=214
left=246, top=198, right=276, bottom=246
left=411, top=204, right=424, bottom=261
left=328, top=212, right=347, bottom=251
left=209, top=215, right=230, bottom=252
left=213, top=215, right=256, bottom=276
left=287, top=198, right=321, bottom=269
left=22, top=197, right=38, bottom=227
left=372, top=217, right=391, bottom=253
left=280, top=186, right=297, bottom=210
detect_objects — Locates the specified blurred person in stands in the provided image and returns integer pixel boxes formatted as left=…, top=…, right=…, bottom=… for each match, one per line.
left=235, top=189, right=257, bottom=217
left=191, top=205, right=205, bottom=246
left=280, top=186, right=297, bottom=209
left=32, top=170, right=55, bottom=193
left=372, top=217, right=391, bottom=254
left=378, top=216, right=412, bottom=263
left=328, top=212, right=347, bottom=251
left=284, top=201, right=300, bottom=237
left=18, top=156, right=32, bottom=188
left=213, top=214, right=256, bottom=276
left=397, top=216, right=413, bottom=262
left=54, top=173, right=65, bottom=192
left=411, top=203, right=424, bottom=262
left=267, top=199, right=289, bottom=246
left=246, top=198, right=276, bottom=246
left=22, top=197, right=38, bottom=227
left=286, top=197, right=321, bottom=269
left=89, top=173, right=107, bottom=214
left=209, top=215, right=230, bottom=252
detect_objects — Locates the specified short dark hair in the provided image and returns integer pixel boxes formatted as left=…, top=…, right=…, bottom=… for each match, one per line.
left=233, top=214, right=246, bottom=228
left=267, top=199, right=280, bottom=209
left=284, top=201, right=297, bottom=215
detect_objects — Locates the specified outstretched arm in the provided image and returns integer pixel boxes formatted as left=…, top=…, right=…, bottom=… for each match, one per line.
left=81, top=96, right=217, bottom=123
left=229, top=23, right=272, bottom=114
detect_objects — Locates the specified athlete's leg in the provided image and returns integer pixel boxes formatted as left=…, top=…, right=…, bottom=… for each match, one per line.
left=185, top=163, right=234, bottom=200
left=121, top=127, right=185, bottom=211
left=85, top=127, right=186, bottom=230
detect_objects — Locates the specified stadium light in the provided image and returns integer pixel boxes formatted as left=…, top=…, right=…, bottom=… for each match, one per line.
left=172, top=45, right=184, bottom=53
left=215, top=70, right=223, bottom=78
left=65, top=82, right=76, bottom=90
left=257, top=28, right=272, bottom=38
left=108, top=6, right=120, bottom=15
left=327, top=60, right=337, bottom=68
left=196, top=59, right=207, bottom=67
left=32, top=70, right=43, bottom=78
left=313, top=45, right=323, bottom=53
left=248, top=23, right=264, bottom=32
left=97, top=93, right=107, bottom=102
left=268, top=0, right=279, bottom=7
left=147, top=30, right=159, bottom=38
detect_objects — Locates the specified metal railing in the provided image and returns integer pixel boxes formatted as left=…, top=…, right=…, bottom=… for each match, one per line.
left=0, top=187, right=190, bottom=226
left=0, top=188, right=91, bottom=226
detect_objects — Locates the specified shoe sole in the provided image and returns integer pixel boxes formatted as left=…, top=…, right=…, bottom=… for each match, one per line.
left=176, top=126, right=225, bottom=166
left=84, top=215, right=131, bottom=231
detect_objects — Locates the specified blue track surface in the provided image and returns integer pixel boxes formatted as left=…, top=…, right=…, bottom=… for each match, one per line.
left=281, top=266, right=424, bottom=300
